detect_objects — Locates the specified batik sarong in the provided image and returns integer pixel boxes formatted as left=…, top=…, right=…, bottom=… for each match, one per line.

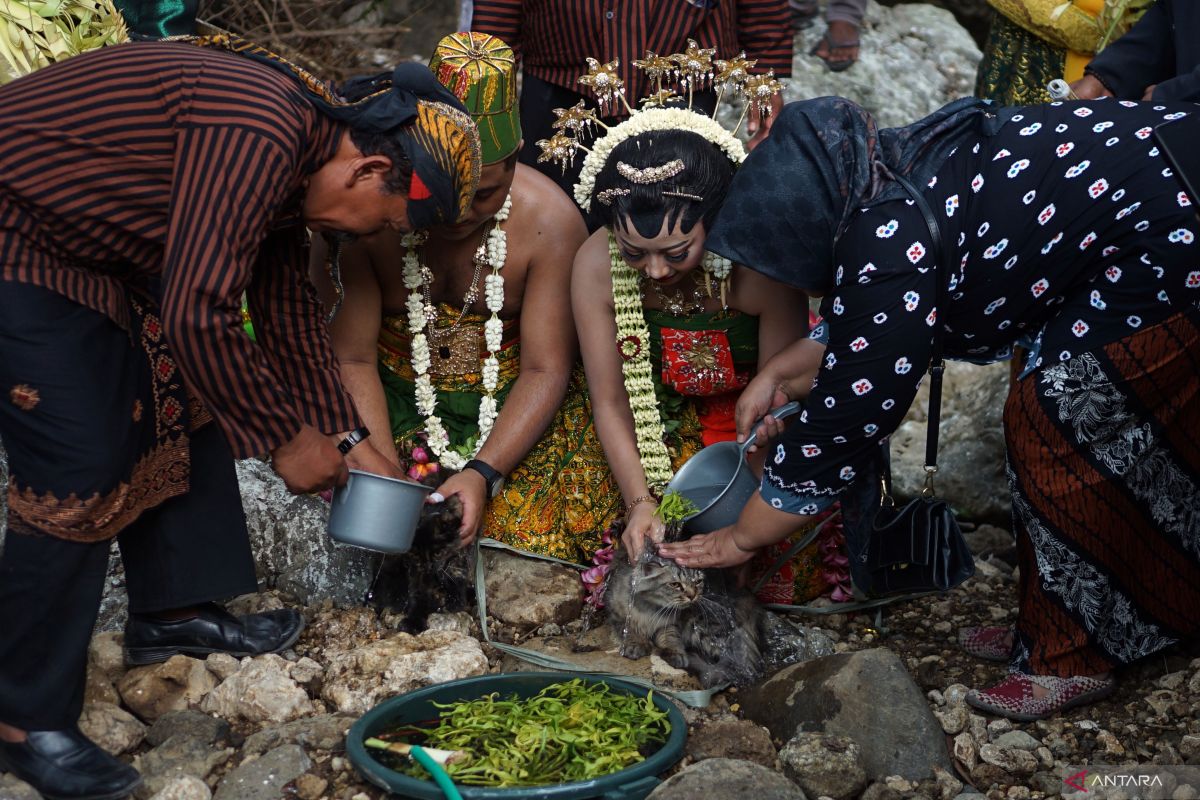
left=1005, top=311, right=1200, bottom=676
left=377, top=305, right=621, bottom=563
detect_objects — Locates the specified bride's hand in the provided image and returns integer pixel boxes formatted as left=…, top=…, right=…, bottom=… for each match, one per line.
left=622, top=502, right=665, bottom=562
left=735, top=374, right=792, bottom=454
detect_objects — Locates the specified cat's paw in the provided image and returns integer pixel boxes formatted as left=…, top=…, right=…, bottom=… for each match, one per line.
left=662, top=649, right=689, bottom=670
left=620, top=641, right=650, bottom=660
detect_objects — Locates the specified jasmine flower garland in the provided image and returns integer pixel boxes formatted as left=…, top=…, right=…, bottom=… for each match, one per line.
left=401, top=194, right=512, bottom=471
left=609, top=233, right=673, bottom=492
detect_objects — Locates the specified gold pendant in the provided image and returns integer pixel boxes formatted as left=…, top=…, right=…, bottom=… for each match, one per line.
left=428, top=325, right=483, bottom=377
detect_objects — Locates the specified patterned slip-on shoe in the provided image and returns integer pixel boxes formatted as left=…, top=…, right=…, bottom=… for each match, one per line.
left=966, top=673, right=1116, bottom=722
left=958, top=625, right=1014, bottom=662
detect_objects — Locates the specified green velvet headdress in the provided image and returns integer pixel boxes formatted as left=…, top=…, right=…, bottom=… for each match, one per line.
left=429, top=31, right=521, bottom=165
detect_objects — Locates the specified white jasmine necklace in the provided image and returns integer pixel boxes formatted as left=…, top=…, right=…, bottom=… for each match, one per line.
left=401, top=194, right=512, bottom=471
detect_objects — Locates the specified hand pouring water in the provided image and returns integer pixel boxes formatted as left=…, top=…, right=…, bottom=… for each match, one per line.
left=665, top=401, right=800, bottom=534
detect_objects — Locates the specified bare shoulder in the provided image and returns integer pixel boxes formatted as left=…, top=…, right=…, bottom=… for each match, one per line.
left=512, top=164, right=585, bottom=235
left=573, top=228, right=614, bottom=294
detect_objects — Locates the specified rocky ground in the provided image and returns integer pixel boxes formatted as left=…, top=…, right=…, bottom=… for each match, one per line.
left=3, top=522, right=1199, bottom=800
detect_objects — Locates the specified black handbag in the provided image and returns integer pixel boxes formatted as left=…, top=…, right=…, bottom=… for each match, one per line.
left=859, top=175, right=975, bottom=597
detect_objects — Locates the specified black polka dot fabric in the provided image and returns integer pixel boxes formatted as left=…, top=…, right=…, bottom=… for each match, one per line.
left=762, top=99, right=1200, bottom=514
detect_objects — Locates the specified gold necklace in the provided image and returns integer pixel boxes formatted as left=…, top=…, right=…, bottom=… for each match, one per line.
left=419, top=221, right=495, bottom=369
left=646, top=271, right=707, bottom=316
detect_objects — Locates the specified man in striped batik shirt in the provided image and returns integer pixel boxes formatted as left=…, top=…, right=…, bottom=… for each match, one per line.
left=0, top=38, right=480, bottom=800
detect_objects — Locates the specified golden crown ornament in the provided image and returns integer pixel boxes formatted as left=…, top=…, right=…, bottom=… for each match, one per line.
left=535, top=39, right=784, bottom=213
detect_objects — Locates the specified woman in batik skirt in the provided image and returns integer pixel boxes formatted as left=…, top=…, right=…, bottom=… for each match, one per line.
left=660, top=95, right=1200, bottom=720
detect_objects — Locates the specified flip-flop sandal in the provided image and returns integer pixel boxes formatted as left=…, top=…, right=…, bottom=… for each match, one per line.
left=810, top=30, right=860, bottom=73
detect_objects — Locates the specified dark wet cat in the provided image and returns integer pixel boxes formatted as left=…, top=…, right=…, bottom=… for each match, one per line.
left=368, top=493, right=474, bottom=633
left=605, top=547, right=766, bottom=688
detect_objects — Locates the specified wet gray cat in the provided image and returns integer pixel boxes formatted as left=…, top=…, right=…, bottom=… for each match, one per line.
left=605, top=547, right=766, bottom=688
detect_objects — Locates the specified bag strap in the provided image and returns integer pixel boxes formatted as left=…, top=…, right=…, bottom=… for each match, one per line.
left=893, top=174, right=953, bottom=486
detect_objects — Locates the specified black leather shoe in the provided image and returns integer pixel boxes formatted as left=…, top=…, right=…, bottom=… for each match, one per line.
left=124, top=602, right=305, bottom=665
left=0, top=726, right=141, bottom=800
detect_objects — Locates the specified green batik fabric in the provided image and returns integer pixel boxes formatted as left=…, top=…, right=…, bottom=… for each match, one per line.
left=376, top=308, right=621, bottom=561
left=114, top=0, right=198, bottom=37
left=975, top=11, right=1064, bottom=106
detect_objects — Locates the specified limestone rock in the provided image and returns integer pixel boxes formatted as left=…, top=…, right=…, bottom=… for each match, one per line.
left=241, top=714, right=356, bottom=757
left=147, top=776, right=212, bottom=800
left=89, top=632, right=127, bottom=682
left=79, top=702, right=147, bottom=755
left=236, top=458, right=376, bottom=606
left=936, top=704, right=969, bottom=735
left=200, top=654, right=314, bottom=725
left=646, top=758, right=808, bottom=799
left=321, top=629, right=488, bottom=715
left=1179, top=734, right=1200, bottom=764
left=686, top=716, right=778, bottom=767
left=718, top=1, right=979, bottom=134
left=481, top=549, right=583, bottom=627
left=204, top=653, right=240, bottom=682
left=0, top=772, right=40, bottom=800
left=426, top=611, right=474, bottom=635
left=134, top=734, right=234, bottom=799
left=779, top=732, right=868, bottom=800
left=118, top=656, right=218, bottom=722
left=932, top=764, right=964, bottom=800
left=288, top=657, right=324, bottom=692
left=891, top=361, right=1011, bottom=522
left=741, top=648, right=954, bottom=781
left=993, top=730, right=1041, bottom=752
left=85, top=663, right=121, bottom=706
left=291, top=773, right=329, bottom=800
left=213, top=744, right=311, bottom=800
left=145, top=710, right=231, bottom=748
left=978, top=743, right=1037, bottom=777
left=861, top=783, right=904, bottom=800
left=953, top=732, right=978, bottom=770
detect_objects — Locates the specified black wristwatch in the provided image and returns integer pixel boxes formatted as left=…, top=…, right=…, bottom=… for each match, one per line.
left=465, top=458, right=505, bottom=498
left=336, top=426, right=369, bottom=455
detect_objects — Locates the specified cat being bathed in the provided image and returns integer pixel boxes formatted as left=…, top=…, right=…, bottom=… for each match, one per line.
left=368, top=493, right=474, bottom=634
left=605, top=546, right=766, bottom=688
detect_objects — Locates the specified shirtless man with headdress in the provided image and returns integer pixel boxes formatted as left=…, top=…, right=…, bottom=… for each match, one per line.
left=314, top=32, right=622, bottom=562
left=0, top=36, right=479, bottom=799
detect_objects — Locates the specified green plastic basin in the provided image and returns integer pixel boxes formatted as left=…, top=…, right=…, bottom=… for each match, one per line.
left=346, top=671, right=687, bottom=799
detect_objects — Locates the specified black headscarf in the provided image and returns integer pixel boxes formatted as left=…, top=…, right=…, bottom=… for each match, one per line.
left=705, top=96, right=1014, bottom=293
left=185, top=34, right=481, bottom=230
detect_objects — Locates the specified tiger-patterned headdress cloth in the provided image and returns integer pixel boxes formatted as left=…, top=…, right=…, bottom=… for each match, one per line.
left=186, top=33, right=481, bottom=229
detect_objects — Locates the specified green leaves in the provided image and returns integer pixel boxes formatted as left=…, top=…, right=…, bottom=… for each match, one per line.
left=0, top=0, right=128, bottom=84
left=378, top=679, right=671, bottom=788
left=654, top=491, right=699, bottom=525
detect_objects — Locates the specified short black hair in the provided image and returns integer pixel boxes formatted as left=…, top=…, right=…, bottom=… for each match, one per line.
left=592, top=128, right=736, bottom=239
left=348, top=127, right=415, bottom=194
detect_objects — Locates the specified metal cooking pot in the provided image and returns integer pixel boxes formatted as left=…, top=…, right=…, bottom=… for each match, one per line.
left=666, top=401, right=800, bottom=534
left=327, top=469, right=433, bottom=553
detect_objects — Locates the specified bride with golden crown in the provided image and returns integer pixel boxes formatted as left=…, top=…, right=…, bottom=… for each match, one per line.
left=544, top=44, right=848, bottom=606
